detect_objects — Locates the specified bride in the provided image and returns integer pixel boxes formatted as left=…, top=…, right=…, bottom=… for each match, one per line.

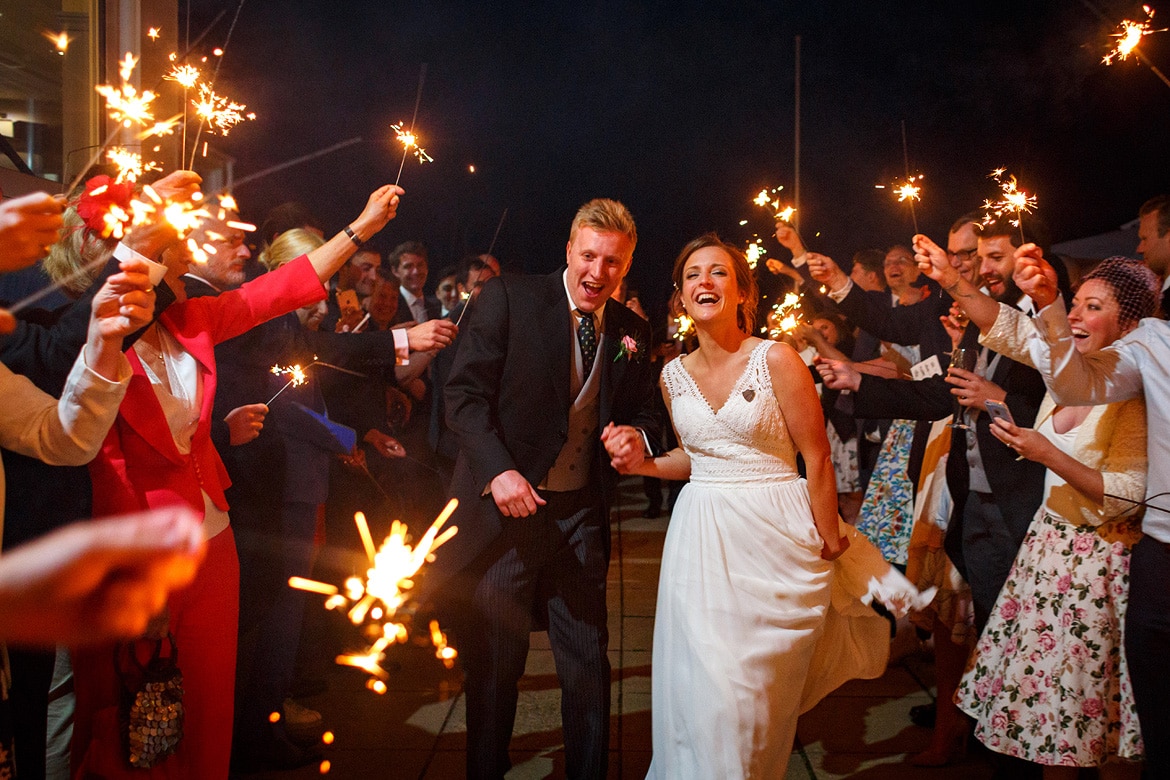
left=606, top=234, right=929, bottom=778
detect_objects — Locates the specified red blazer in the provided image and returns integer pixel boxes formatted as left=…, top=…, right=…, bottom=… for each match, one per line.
left=89, top=256, right=326, bottom=518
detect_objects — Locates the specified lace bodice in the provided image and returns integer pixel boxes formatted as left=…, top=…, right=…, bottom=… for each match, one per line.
left=663, top=340, right=799, bottom=486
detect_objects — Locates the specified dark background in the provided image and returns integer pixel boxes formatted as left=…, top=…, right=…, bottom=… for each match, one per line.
left=184, top=0, right=1170, bottom=316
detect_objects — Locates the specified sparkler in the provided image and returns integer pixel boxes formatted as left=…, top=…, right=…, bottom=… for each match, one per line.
left=266, top=363, right=309, bottom=405
left=394, top=63, right=431, bottom=186
left=289, top=500, right=461, bottom=683
left=982, top=168, right=1037, bottom=243
left=876, top=175, right=923, bottom=233
left=1100, top=5, right=1170, bottom=89
left=671, top=313, right=695, bottom=342
left=45, top=31, right=70, bottom=54
left=763, top=292, right=806, bottom=340
left=1103, top=6, right=1164, bottom=64
left=745, top=240, right=764, bottom=270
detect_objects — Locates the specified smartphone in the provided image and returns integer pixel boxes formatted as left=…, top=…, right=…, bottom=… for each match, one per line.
left=984, top=399, right=1015, bottom=426
left=337, top=289, right=360, bottom=314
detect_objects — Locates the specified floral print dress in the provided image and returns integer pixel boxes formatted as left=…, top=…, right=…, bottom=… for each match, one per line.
left=955, top=411, right=1144, bottom=766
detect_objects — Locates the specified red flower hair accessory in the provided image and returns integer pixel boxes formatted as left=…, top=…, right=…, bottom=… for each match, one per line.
left=75, top=175, right=135, bottom=235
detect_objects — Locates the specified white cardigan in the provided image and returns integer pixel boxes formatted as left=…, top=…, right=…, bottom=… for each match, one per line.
left=981, top=303, right=1146, bottom=526
left=0, top=348, right=132, bottom=530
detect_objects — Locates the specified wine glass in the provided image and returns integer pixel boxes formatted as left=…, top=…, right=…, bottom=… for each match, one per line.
left=948, top=347, right=978, bottom=429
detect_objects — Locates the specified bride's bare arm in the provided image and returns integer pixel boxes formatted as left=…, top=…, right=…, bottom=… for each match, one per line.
left=604, top=383, right=691, bottom=480
left=767, top=341, right=848, bottom=560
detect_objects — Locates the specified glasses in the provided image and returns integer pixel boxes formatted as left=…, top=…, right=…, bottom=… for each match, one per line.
left=947, top=248, right=978, bottom=263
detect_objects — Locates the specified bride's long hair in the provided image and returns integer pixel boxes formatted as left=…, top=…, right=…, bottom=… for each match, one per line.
left=670, top=233, right=758, bottom=335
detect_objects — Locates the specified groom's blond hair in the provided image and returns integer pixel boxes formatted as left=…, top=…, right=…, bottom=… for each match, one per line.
left=569, top=198, right=637, bottom=249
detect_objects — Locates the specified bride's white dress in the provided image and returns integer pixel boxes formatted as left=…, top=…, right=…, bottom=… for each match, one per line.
left=648, top=340, right=932, bottom=779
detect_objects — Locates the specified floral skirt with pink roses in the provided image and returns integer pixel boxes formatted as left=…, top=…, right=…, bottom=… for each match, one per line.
left=955, top=511, right=1144, bottom=766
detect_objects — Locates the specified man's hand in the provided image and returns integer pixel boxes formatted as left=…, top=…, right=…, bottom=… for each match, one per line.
left=406, top=318, right=457, bottom=352
left=0, top=506, right=205, bottom=647
left=89, top=257, right=157, bottom=339
left=946, top=367, right=1005, bottom=411
left=490, top=469, right=547, bottom=518
left=805, top=252, right=848, bottom=292
left=913, top=233, right=959, bottom=289
left=773, top=222, right=806, bottom=256
left=600, top=423, right=648, bottom=473
left=813, top=356, right=861, bottom=392
left=225, top=403, right=268, bottom=445
left=363, top=428, right=405, bottom=459
left=0, top=192, right=65, bottom=271
left=1013, top=244, right=1059, bottom=310
left=940, top=302, right=969, bottom=349
left=765, top=258, right=803, bottom=282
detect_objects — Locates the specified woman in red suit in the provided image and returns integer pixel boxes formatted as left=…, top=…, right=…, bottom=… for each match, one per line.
left=70, top=183, right=426, bottom=779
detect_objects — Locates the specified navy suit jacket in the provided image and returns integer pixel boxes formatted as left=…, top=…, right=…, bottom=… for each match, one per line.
left=434, top=271, right=660, bottom=586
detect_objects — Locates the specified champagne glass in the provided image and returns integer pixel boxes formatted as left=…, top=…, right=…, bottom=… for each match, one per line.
left=948, top=347, right=978, bottom=429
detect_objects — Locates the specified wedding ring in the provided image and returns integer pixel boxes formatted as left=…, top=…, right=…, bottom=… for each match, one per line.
left=144, top=285, right=154, bottom=293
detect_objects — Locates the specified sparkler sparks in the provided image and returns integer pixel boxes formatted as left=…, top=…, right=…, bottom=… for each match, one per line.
left=192, top=83, right=251, bottom=135
left=751, top=185, right=795, bottom=222
left=165, top=63, right=201, bottom=89
left=95, top=53, right=158, bottom=132
left=289, top=501, right=461, bottom=683
left=982, top=168, right=1037, bottom=240
left=106, top=147, right=161, bottom=183
left=763, top=292, right=806, bottom=340
left=671, top=313, right=695, bottom=342
left=392, top=122, right=434, bottom=164
left=1103, top=6, right=1165, bottom=65
left=877, top=174, right=923, bottom=233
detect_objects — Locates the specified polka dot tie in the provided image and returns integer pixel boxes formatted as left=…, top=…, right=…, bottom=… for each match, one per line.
left=577, top=310, right=597, bottom=377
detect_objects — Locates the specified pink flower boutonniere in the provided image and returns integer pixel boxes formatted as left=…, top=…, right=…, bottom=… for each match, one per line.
left=614, top=333, right=644, bottom=363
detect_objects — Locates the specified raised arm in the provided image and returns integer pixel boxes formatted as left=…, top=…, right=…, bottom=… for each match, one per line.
left=306, top=185, right=403, bottom=283
left=913, top=233, right=1001, bottom=332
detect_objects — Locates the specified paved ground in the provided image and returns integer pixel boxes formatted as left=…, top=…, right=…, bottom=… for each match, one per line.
left=239, top=479, right=994, bottom=779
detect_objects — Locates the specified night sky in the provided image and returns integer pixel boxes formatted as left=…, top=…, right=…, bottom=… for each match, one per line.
left=185, top=0, right=1170, bottom=316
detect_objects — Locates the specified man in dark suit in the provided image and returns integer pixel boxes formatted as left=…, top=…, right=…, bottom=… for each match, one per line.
left=438, top=199, right=659, bottom=780
left=817, top=215, right=1053, bottom=632
left=387, top=240, right=442, bottom=324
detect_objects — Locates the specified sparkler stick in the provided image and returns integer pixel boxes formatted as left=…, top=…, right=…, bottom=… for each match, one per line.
left=453, top=291, right=474, bottom=328
left=486, top=208, right=509, bottom=256
left=8, top=253, right=116, bottom=315
left=187, top=0, right=247, bottom=168
left=394, top=63, right=429, bottom=186
left=265, top=363, right=308, bottom=405
left=900, top=120, right=920, bottom=234
left=351, top=312, right=371, bottom=333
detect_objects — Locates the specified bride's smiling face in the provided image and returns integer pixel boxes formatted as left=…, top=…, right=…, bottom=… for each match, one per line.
left=681, top=246, right=744, bottom=325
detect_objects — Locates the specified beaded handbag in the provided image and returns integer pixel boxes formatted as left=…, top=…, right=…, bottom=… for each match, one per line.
left=117, top=634, right=184, bottom=769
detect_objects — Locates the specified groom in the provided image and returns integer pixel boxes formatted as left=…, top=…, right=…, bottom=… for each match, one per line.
left=439, top=198, right=660, bottom=779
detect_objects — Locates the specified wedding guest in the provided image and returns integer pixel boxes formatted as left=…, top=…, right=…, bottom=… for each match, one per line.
left=69, top=184, right=405, bottom=780
left=917, top=238, right=1153, bottom=777
left=972, top=243, right=1170, bottom=776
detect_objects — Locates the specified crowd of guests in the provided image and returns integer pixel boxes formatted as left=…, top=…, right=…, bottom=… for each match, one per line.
left=747, top=197, right=1170, bottom=779
left=0, top=164, right=1169, bottom=780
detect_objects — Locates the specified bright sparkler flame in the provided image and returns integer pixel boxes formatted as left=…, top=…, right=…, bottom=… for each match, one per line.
left=289, top=500, right=460, bottom=682
left=193, top=83, right=251, bottom=135
left=392, top=122, right=434, bottom=163
left=165, top=63, right=201, bottom=89
left=746, top=241, right=763, bottom=270
left=270, top=364, right=308, bottom=387
left=1103, top=6, right=1165, bottom=65
left=672, top=313, right=695, bottom=342
left=764, top=292, right=806, bottom=340
left=983, top=168, right=1038, bottom=228
left=147, top=27, right=161, bottom=42
left=45, top=31, right=71, bottom=54
left=106, top=147, right=161, bottom=183
left=751, top=185, right=793, bottom=221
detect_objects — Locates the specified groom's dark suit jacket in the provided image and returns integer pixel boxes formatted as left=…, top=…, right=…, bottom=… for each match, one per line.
left=433, top=270, right=660, bottom=586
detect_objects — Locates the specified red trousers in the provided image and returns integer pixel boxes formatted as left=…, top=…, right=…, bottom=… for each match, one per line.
left=71, top=528, right=239, bottom=779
